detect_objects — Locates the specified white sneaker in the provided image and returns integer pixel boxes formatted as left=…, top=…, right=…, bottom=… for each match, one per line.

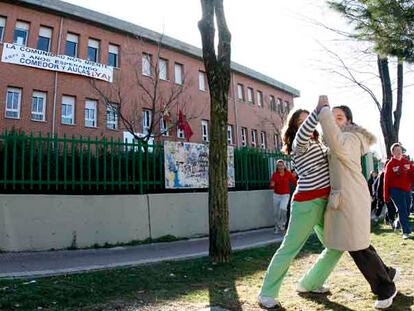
left=374, top=289, right=398, bottom=309
left=402, top=233, right=409, bottom=240
left=257, top=294, right=281, bottom=309
left=392, top=268, right=400, bottom=282
left=296, top=283, right=330, bottom=293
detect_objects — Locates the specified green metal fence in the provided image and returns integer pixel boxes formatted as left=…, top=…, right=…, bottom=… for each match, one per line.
left=0, top=131, right=291, bottom=194
left=0, top=130, right=164, bottom=194
left=234, top=147, right=292, bottom=190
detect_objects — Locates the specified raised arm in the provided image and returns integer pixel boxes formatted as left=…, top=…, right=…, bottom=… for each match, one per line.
left=293, top=110, right=319, bottom=155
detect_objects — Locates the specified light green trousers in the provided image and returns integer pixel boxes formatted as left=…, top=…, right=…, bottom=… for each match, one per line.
left=260, top=198, right=343, bottom=298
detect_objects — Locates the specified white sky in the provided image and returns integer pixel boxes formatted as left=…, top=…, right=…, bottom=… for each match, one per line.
left=64, top=0, right=414, bottom=158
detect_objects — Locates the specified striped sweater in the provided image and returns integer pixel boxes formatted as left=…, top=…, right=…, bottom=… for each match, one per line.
left=292, top=110, right=330, bottom=192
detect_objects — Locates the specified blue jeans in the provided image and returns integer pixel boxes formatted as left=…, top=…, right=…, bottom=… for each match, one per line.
left=390, top=188, right=412, bottom=234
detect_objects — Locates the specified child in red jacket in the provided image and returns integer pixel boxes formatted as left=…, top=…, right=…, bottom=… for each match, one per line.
left=384, top=143, right=414, bottom=239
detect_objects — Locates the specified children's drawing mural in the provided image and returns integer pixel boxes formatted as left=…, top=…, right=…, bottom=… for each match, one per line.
left=164, top=141, right=235, bottom=189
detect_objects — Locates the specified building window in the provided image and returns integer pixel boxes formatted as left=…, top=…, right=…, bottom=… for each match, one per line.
left=237, top=83, right=244, bottom=101
left=284, top=100, right=290, bottom=113
left=201, top=120, right=209, bottom=142
left=227, top=125, right=233, bottom=145
left=37, top=26, right=52, bottom=52
left=177, top=127, right=185, bottom=139
left=108, top=44, right=119, bottom=67
left=31, top=91, right=46, bottom=121
left=61, top=96, right=75, bottom=125
left=65, top=33, right=79, bottom=57
left=85, top=99, right=97, bottom=128
left=14, top=21, right=29, bottom=46
left=274, top=133, right=281, bottom=150
left=270, top=95, right=276, bottom=111
left=199, top=71, right=207, bottom=91
left=257, top=91, right=263, bottom=107
left=142, top=53, right=152, bottom=76
left=106, top=103, right=119, bottom=130
left=260, top=131, right=267, bottom=149
left=5, top=87, right=22, bottom=119
left=87, top=39, right=99, bottom=62
left=142, top=109, right=152, bottom=134
left=247, top=87, right=254, bottom=104
left=277, top=98, right=283, bottom=113
left=174, top=63, right=183, bottom=85
left=159, top=58, right=168, bottom=80
left=0, top=17, right=6, bottom=42
left=251, top=129, right=257, bottom=147
left=241, top=127, right=247, bottom=147
left=160, top=117, right=169, bottom=136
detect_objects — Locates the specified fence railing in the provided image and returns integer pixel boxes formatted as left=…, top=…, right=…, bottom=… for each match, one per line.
left=0, top=131, right=291, bottom=194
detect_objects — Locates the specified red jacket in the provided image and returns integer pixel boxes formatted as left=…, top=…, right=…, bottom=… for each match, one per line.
left=270, top=170, right=297, bottom=195
left=383, top=157, right=414, bottom=202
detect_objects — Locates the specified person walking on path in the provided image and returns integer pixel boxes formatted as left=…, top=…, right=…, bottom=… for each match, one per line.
left=373, top=167, right=397, bottom=225
left=384, top=143, right=414, bottom=239
left=258, top=108, right=343, bottom=310
left=270, top=159, right=297, bottom=233
left=305, top=100, right=398, bottom=309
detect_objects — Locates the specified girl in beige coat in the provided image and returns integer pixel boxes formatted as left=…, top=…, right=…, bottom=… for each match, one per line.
left=304, top=99, right=398, bottom=309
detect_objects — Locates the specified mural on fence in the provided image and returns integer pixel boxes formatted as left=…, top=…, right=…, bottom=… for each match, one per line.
left=164, top=141, right=235, bottom=189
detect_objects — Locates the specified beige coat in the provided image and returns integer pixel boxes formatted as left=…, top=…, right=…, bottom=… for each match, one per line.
left=319, top=107, right=376, bottom=251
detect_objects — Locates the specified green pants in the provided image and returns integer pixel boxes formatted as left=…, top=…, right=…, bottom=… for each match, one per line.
left=260, top=198, right=343, bottom=298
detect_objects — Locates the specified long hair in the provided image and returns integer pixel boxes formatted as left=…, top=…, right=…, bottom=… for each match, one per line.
left=282, top=109, right=319, bottom=154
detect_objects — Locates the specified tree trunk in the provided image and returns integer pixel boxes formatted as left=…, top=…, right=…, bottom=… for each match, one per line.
left=394, top=61, right=403, bottom=141
left=199, top=0, right=232, bottom=263
left=377, top=55, right=397, bottom=158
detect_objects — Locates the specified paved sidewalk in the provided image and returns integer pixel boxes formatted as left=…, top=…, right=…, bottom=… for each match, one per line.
left=0, top=228, right=283, bottom=279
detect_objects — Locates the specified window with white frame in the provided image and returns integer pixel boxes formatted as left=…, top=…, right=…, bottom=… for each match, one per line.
left=142, top=53, right=152, bottom=76
left=65, top=33, right=78, bottom=57
left=227, top=125, right=233, bottom=145
left=5, top=87, right=22, bottom=119
left=174, top=63, right=183, bottom=85
left=87, top=39, right=99, bottom=62
left=277, top=98, right=283, bottom=113
left=260, top=131, right=267, bottom=149
left=237, top=83, right=244, bottom=101
left=270, top=95, right=276, bottom=111
left=0, top=17, right=5, bottom=42
left=251, top=129, right=257, bottom=147
left=61, top=96, right=75, bottom=125
left=177, top=127, right=185, bottom=139
left=247, top=87, right=254, bottom=104
left=13, top=21, right=29, bottom=46
left=106, top=103, right=119, bottom=130
left=199, top=71, right=206, bottom=91
left=257, top=90, right=263, bottom=107
left=108, top=44, right=119, bottom=67
left=241, top=127, right=247, bottom=147
left=142, top=109, right=152, bottom=134
left=31, top=91, right=46, bottom=121
left=84, top=99, right=97, bottom=127
left=201, top=120, right=209, bottom=142
left=37, top=26, right=52, bottom=52
left=160, top=117, right=169, bottom=136
left=159, top=58, right=168, bottom=80
left=274, top=133, right=281, bottom=150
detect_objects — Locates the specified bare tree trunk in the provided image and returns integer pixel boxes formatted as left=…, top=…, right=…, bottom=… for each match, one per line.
left=199, top=0, right=232, bottom=262
left=394, top=61, right=403, bottom=141
left=377, top=56, right=397, bottom=157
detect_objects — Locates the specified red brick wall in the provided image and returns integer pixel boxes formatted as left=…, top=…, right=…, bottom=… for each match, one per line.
left=0, top=2, right=296, bottom=150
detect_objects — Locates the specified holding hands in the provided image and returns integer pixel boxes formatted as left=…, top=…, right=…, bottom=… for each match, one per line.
left=316, top=95, right=330, bottom=113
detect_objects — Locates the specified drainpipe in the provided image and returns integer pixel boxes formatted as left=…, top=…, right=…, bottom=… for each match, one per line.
left=231, top=72, right=240, bottom=147
left=52, top=17, right=64, bottom=136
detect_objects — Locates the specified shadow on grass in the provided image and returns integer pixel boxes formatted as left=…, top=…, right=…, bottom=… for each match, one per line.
left=299, top=293, right=355, bottom=311
left=394, top=292, right=414, bottom=311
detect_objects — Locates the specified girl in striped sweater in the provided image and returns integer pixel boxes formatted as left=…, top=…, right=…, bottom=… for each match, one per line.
left=258, top=108, right=343, bottom=309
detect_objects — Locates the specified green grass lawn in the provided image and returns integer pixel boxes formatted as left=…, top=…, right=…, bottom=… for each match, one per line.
left=0, top=219, right=413, bottom=311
